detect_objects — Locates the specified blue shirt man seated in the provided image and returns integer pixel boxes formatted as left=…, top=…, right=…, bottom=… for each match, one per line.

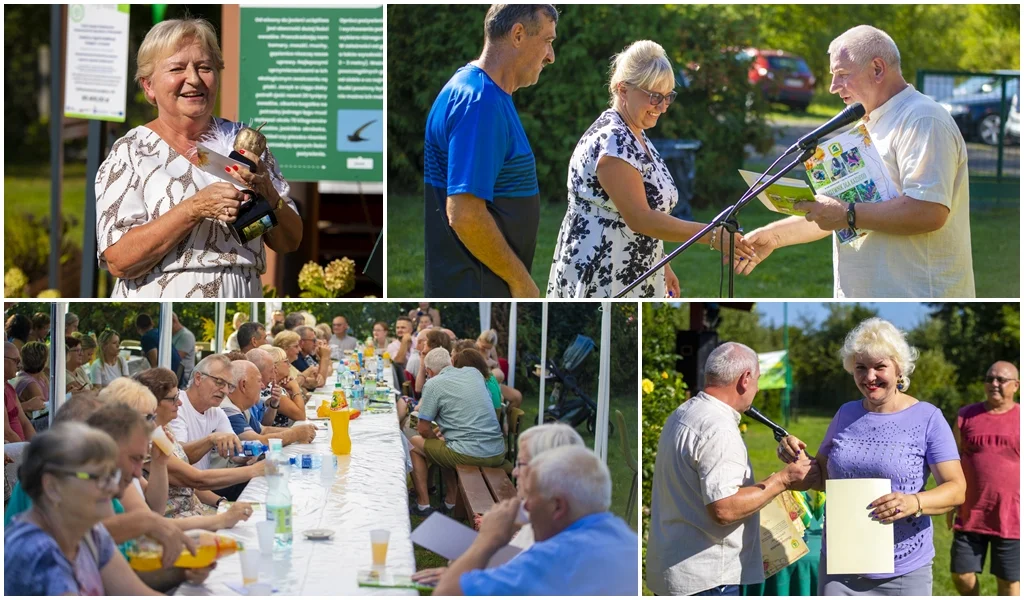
left=435, top=445, right=638, bottom=595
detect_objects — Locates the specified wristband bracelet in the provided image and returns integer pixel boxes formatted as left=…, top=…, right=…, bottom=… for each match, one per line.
left=709, top=227, right=719, bottom=250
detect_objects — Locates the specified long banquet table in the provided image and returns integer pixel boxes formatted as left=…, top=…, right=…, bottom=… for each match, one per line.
left=176, top=363, right=415, bottom=596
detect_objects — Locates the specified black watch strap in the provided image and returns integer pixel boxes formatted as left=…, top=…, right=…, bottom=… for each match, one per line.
left=847, top=203, right=857, bottom=230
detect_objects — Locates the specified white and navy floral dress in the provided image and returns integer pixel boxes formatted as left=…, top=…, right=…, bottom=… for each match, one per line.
left=547, top=109, right=678, bottom=298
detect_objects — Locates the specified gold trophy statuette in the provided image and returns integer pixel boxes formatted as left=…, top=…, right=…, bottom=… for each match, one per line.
left=234, top=122, right=268, bottom=158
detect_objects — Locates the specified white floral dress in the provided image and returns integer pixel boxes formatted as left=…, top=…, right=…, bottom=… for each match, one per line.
left=547, top=109, right=678, bottom=298
left=95, top=118, right=297, bottom=298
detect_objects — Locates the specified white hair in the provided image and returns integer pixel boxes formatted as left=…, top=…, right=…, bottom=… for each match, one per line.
left=245, top=348, right=273, bottom=373
left=704, top=342, right=758, bottom=387
left=191, top=353, right=234, bottom=385
left=519, top=423, right=584, bottom=457
left=840, top=318, right=918, bottom=388
left=230, top=360, right=258, bottom=382
left=608, top=39, right=674, bottom=108
left=530, top=445, right=611, bottom=518
left=423, top=347, right=452, bottom=375
left=828, top=25, right=901, bottom=71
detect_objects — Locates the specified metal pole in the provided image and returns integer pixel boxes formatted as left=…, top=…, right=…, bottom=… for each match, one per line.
left=250, top=302, right=260, bottom=327
left=479, top=302, right=491, bottom=334
left=50, top=303, right=68, bottom=426
left=158, top=303, right=173, bottom=369
left=49, top=5, right=64, bottom=291
left=997, top=76, right=1007, bottom=183
left=783, top=302, right=791, bottom=428
left=594, top=302, right=612, bottom=462
left=215, top=302, right=226, bottom=353
left=81, top=120, right=106, bottom=297
left=538, top=303, right=548, bottom=427
left=507, top=302, right=517, bottom=389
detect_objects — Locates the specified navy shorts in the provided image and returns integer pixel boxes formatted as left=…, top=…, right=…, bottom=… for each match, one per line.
left=951, top=530, right=1020, bottom=582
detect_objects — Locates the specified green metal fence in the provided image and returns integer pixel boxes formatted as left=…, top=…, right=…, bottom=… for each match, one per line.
left=917, top=70, right=1019, bottom=201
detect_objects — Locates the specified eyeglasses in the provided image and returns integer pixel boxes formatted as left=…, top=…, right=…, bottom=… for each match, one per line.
left=515, top=459, right=529, bottom=470
left=985, top=376, right=1018, bottom=385
left=634, top=86, right=677, bottom=106
left=198, top=371, right=237, bottom=393
left=48, top=467, right=122, bottom=492
left=145, top=413, right=158, bottom=422
left=159, top=394, right=178, bottom=403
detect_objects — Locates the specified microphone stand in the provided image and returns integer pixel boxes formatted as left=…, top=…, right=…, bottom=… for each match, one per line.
left=615, top=143, right=817, bottom=298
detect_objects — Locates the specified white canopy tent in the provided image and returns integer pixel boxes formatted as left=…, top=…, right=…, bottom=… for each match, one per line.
left=479, top=301, right=613, bottom=463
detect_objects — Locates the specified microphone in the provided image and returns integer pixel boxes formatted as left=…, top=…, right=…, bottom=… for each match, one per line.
left=744, top=405, right=790, bottom=442
left=791, top=103, right=866, bottom=152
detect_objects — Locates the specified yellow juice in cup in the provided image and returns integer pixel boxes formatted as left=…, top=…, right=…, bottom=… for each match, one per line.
left=371, top=541, right=388, bottom=565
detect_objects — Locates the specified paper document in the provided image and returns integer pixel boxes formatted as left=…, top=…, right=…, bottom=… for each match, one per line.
left=759, top=494, right=810, bottom=578
left=738, top=170, right=816, bottom=217
left=803, top=124, right=899, bottom=245
left=410, top=512, right=522, bottom=568
left=825, top=478, right=895, bottom=575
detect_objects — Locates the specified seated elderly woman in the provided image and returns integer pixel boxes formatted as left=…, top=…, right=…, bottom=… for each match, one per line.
left=5, top=313, right=31, bottom=350
left=459, top=338, right=523, bottom=410
left=28, top=312, right=51, bottom=343
left=73, top=331, right=99, bottom=367
left=777, top=317, right=966, bottom=596
left=411, top=422, right=585, bottom=587
left=4, top=423, right=161, bottom=595
left=134, top=368, right=256, bottom=528
left=91, top=329, right=132, bottom=387
left=259, top=345, right=307, bottom=426
left=224, top=312, right=249, bottom=352
left=66, top=336, right=94, bottom=393
left=272, top=329, right=321, bottom=392
left=95, top=18, right=301, bottom=298
left=547, top=40, right=756, bottom=298
left=11, top=341, right=51, bottom=432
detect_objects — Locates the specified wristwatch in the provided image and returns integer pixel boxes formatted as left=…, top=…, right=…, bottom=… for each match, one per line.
left=268, top=397, right=281, bottom=409
left=846, top=203, right=857, bottom=230
left=912, top=493, right=923, bottom=518
left=216, top=496, right=227, bottom=508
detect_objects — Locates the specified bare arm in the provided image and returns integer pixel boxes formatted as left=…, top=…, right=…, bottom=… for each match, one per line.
left=414, top=358, right=426, bottom=394
left=920, top=460, right=966, bottom=515
left=15, top=400, right=35, bottom=441
left=17, top=382, right=47, bottom=412
left=5, top=408, right=23, bottom=442
left=274, top=384, right=307, bottom=422
left=146, top=349, right=159, bottom=369
left=706, top=472, right=788, bottom=526
left=446, top=194, right=538, bottom=297
left=855, top=195, right=949, bottom=235
left=143, top=452, right=170, bottom=514
left=165, top=454, right=264, bottom=490
left=178, top=437, right=216, bottom=465
left=417, top=418, right=439, bottom=440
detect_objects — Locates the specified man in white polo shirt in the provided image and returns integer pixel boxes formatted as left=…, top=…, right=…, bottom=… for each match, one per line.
left=739, top=25, right=975, bottom=298
left=168, top=354, right=244, bottom=471
left=646, top=342, right=818, bottom=596
left=329, top=315, right=359, bottom=355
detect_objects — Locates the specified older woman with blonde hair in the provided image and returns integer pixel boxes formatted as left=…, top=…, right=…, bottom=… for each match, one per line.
left=260, top=344, right=307, bottom=426
left=224, top=312, right=249, bottom=352
left=777, top=317, right=966, bottom=595
left=95, top=18, right=302, bottom=298
left=547, top=40, right=756, bottom=298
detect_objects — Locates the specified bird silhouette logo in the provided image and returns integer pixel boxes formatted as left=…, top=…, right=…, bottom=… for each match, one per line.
left=347, top=119, right=377, bottom=142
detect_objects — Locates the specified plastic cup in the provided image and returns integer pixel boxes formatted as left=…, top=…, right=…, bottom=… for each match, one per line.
left=370, top=529, right=389, bottom=566
left=240, top=549, right=260, bottom=585
left=256, top=521, right=276, bottom=556
left=150, top=426, right=174, bottom=456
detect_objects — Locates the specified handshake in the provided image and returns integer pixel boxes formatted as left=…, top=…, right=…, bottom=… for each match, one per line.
left=774, top=434, right=822, bottom=492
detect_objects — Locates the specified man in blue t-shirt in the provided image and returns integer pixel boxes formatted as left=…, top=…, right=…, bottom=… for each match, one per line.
left=434, top=445, right=638, bottom=595
left=423, top=4, right=558, bottom=298
left=137, top=313, right=181, bottom=378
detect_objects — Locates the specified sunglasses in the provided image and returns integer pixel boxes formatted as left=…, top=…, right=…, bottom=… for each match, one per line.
left=985, top=376, right=1018, bottom=385
left=634, top=86, right=677, bottom=106
left=48, top=467, right=122, bottom=492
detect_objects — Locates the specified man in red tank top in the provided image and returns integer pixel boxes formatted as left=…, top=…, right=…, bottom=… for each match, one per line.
left=949, top=361, right=1020, bottom=596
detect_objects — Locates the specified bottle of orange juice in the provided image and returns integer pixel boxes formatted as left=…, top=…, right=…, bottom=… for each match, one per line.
left=127, top=531, right=242, bottom=571
left=330, top=408, right=352, bottom=455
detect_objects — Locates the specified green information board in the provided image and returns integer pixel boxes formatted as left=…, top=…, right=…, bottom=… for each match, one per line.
left=239, top=6, right=383, bottom=183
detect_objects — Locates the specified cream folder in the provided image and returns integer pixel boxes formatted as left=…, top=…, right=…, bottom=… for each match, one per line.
left=825, top=478, right=895, bottom=575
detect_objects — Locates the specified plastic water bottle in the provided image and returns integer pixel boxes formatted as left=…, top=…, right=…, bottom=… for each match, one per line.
left=365, top=375, right=377, bottom=399
left=265, top=439, right=293, bottom=548
left=239, top=441, right=268, bottom=457
left=352, top=380, right=363, bottom=407
left=376, top=359, right=384, bottom=383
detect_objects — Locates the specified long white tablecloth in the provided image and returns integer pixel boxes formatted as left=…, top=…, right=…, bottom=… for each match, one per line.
left=176, top=363, right=415, bottom=596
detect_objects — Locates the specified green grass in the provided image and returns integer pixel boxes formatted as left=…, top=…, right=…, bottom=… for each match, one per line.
left=4, top=163, right=89, bottom=249
left=413, top=391, right=638, bottom=575
left=387, top=194, right=1019, bottom=298
left=743, top=414, right=1000, bottom=596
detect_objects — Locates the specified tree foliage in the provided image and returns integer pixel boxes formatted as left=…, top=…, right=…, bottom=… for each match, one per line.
left=387, top=4, right=774, bottom=208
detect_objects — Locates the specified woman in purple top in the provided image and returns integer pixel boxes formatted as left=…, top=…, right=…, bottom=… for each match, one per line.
left=778, top=318, right=966, bottom=595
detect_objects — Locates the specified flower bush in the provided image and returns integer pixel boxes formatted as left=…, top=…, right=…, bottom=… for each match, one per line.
left=297, top=258, right=357, bottom=298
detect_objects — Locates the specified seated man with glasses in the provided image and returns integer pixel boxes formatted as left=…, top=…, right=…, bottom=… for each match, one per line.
left=167, top=355, right=245, bottom=469
left=949, top=361, right=1021, bottom=597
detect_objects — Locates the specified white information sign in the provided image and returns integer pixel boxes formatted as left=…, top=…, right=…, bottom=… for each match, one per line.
left=63, top=4, right=130, bottom=122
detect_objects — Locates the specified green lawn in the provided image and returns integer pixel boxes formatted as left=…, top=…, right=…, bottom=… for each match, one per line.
left=4, top=163, right=89, bottom=253
left=387, top=194, right=1019, bottom=298
left=718, top=413, right=998, bottom=596
left=413, top=391, right=638, bottom=578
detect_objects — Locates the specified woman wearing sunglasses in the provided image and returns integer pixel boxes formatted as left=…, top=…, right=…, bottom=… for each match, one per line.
left=4, top=423, right=160, bottom=595
left=547, top=40, right=758, bottom=298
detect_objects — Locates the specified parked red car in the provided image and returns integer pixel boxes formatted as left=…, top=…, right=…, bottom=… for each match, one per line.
left=743, top=49, right=816, bottom=112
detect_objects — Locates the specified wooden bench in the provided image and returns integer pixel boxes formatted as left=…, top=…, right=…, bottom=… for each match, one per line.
left=455, top=465, right=517, bottom=529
